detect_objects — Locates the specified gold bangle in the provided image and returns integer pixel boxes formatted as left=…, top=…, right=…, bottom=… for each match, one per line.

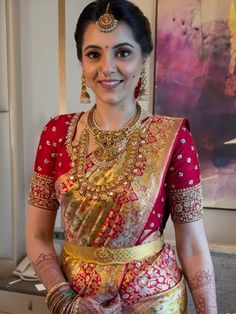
left=46, top=282, right=75, bottom=314
left=72, top=295, right=82, bottom=314
left=46, top=282, right=69, bottom=303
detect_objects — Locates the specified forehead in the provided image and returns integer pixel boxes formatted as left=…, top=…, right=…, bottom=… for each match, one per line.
left=82, top=22, right=139, bottom=49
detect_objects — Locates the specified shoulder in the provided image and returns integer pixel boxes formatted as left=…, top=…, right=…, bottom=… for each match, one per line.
left=42, top=113, right=77, bottom=129
left=152, top=114, right=187, bottom=125
left=37, top=113, right=83, bottom=148
left=149, top=114, right=190, bottom=133
left=40, top=112, right=82, bottom=136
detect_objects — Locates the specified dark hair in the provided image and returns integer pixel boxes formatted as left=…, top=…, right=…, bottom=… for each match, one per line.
left=74, top=0, right=153, bottom=61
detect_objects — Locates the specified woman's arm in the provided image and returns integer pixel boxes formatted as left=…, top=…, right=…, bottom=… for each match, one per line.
left=174, top=219, right=217, bottom=314
left=26, top=205, right=121, bottom=314
left=25, top=205, right=66, bottom=290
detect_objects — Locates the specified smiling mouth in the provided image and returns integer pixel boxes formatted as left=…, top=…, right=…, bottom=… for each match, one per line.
left=98, top=80, right=123, bottom=88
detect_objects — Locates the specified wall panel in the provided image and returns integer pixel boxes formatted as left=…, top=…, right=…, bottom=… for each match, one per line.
left=0, top=113, right=13, bottom=259
left=0, top=0, right=8, bottom=111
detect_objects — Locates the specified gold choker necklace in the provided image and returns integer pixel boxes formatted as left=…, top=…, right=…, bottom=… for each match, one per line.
left=87, top=103, right=142, bottom=165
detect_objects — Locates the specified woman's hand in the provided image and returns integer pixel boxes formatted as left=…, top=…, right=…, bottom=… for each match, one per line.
left=174, top=220, right=217, bottom=313
left=73, top=292, right=121, bottom=314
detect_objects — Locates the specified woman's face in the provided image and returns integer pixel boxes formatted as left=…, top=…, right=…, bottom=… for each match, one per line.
left=81, top=22, right=145, bottom=107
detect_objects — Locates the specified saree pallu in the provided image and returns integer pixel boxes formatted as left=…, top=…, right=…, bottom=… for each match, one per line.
left=29, top=113, right=203, bottom=313
left=58, top=115, right=190, bottom=312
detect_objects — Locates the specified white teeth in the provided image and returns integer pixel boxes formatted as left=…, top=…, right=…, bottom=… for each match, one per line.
left=100, top=81, right=121, bottom=87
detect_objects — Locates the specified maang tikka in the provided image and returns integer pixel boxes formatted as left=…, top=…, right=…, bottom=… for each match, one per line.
left=80, top=73, right=90, bottom=104
left=96, top=3, right=118, bottom=33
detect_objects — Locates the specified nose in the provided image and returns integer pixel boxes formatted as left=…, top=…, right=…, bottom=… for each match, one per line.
left=99, top=54, right=115, bottom=77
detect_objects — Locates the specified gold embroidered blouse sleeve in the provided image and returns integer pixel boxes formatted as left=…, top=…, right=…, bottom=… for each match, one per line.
left=169, top=184, right=204, bottom=223
left=28, top=172, right=59, bottom=210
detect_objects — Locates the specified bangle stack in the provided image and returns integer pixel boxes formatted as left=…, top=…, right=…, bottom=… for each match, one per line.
left=46, top=282, right=76, bottom=314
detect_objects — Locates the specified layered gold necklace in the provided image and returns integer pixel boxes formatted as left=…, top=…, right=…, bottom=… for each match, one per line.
left=66, top=104, right=150, bottom=201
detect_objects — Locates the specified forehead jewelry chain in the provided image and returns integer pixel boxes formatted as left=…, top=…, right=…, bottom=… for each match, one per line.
left=96, top=3, right=118, bottom=33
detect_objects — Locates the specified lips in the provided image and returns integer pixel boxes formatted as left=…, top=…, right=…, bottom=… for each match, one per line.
left=98, top=79, right=123, bottom=89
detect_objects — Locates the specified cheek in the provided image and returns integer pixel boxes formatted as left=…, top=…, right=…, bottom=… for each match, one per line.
left=81, top=61, right=96, bottom=79
left=83, top=69, right=96, bottom=80
left=120, top=62, right=142, bottom=81
left=83, top=71, right=97, bottom=89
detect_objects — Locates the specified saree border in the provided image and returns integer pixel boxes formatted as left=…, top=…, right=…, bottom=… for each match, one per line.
left=133, top=116, right=185, bottom=243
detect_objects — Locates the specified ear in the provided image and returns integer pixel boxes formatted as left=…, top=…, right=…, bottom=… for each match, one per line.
left=142, top=57, right=147, bottom=65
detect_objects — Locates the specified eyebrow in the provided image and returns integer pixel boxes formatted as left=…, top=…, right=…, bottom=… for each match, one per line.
left=83, top=42, right=135, bottom=52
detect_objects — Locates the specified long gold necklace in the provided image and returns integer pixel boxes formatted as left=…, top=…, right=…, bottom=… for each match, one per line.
left=87, top=103, right=142, bottom=166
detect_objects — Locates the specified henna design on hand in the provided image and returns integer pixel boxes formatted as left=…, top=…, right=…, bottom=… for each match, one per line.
left=189, top=269, right=217, bottom=314
left=32, top=253, right=65, bottom=290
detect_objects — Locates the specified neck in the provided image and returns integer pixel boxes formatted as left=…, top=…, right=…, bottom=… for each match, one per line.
left=93, top=101, right=137, bottom=131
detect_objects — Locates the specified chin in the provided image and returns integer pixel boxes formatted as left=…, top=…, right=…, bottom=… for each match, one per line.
left=98, top=95, right=123, bottom=106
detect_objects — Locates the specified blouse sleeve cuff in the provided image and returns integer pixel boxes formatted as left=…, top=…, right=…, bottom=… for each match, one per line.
left=28, top=172, right=59, bottom=211
left=169, top=183, right=204, bottom=223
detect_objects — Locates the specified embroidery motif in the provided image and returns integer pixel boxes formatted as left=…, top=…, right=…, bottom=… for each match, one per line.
left=71, top=264, right=101, bottom=296
left=55, top=172, right=74, bottom=202
left=28, top=172, right=59, bottom=210
left=169, top=183, right=203, bottom=223
left=120, top=244, right=181, bottom=306
left=94, top=209, right=125, bottom=247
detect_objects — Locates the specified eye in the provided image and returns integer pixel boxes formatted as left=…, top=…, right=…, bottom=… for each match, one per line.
left=116, top=49, right=132, bottom=58
left=85, top=51, right=101, bottom=60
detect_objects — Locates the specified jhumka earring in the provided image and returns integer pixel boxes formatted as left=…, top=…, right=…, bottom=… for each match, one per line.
left=96, top=3, right=118, bottom=33
left=138, top=66, right=148, bottom=101
left=80, top=73, right=90, bottom=104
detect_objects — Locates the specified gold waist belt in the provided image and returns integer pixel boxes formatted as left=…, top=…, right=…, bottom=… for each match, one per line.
left=63, top=236, right=164, bottom=265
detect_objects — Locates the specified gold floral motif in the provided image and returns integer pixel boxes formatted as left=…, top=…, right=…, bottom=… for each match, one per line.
left=92, top=247, right=116, bottom=264
left=169, top=183, right=203, bottom=223
left=28, top=172, right=59, bottom=210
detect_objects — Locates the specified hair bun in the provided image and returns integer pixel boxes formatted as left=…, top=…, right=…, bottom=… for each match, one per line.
left=97, top=0, right=126, bottom=4
left=96, top=0, right=110, bottom=4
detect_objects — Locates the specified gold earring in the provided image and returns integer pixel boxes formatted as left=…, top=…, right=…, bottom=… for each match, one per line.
left=80, top=74, right=90, bottom=104
left=139, top=66, right=148, bottom=101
